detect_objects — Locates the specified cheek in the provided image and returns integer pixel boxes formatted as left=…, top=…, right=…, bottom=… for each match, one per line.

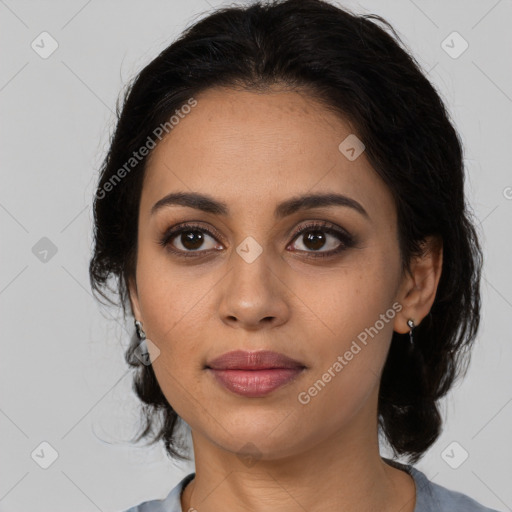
left=294, top=271, right=398, bottom=430
left=135, top=240, right=213, bottom=336
left=133, top=248, right=211, bottom=401
left=306, top=248, right=400, bottom=355
left=293, top=254, right=400, bottom=427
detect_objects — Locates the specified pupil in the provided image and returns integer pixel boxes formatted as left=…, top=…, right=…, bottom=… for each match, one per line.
left=182, top=230, right=203, bottom=250
left=304, top=231, right=325, bottom=250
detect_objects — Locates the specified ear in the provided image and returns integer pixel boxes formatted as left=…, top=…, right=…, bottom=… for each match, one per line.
left=127, top=274, right=143, bottom=322
left=393, top=235, right=443, bottom=334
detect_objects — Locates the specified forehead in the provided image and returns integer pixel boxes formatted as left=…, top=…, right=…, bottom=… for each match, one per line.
left=141, top=87, right=395, bottom=224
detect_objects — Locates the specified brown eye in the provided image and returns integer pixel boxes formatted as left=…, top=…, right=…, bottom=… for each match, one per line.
left=159, top=223, right=224, bottom=257
left=291, top=229, right=342, bottom=252
left=178, top=230, right=207, bottom=250
left=301, top=230, right=328, bottom=251
left=170, top=229, right=219, bottom=252
left=288, top=221, right=355, bottom=258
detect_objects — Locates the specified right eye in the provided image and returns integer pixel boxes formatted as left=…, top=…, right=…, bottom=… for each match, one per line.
left=159, top=222, right=224, bottom=257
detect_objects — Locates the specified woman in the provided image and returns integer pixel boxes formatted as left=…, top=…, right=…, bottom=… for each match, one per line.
left=89, top=0, right=501, bottom=510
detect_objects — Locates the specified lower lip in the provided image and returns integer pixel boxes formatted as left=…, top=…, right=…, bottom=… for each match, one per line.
left=207, top=368, right=305, bottom=397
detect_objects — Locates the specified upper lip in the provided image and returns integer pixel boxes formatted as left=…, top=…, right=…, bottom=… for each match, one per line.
left=206, top=350, right=306, bottom=370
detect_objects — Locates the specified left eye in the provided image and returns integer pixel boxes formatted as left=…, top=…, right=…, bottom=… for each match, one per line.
left=288, top=226, right=351, bottom=254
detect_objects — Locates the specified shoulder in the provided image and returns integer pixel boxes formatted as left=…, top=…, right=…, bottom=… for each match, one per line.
left=408, top=465, right=503, bottom=512
left=119, top=472, right=195, bottom=512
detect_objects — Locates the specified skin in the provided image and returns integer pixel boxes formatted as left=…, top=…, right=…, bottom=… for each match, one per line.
left=128, top=86, right=443, bottom=512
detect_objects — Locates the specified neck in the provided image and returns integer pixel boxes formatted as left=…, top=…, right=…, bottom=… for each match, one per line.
left=180, top=396, right=416, bottom=512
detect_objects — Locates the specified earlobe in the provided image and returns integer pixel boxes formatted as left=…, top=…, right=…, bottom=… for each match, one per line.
left=393, top=235, right=443, bottom=334
left=128, top=275, right=142, bottom=321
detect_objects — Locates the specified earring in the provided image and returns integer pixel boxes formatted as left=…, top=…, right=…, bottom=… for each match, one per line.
left=407, top=319, right=415, bottom=345
left=134, top=320, right=153, bottom=366
left=134, top=319, right=146, bottom=340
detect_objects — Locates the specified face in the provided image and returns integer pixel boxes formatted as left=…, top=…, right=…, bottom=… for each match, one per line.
left=129, top=86, right=412, bottom=461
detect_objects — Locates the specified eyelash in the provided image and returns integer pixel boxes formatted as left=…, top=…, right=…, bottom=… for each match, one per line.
left=158, top=220, right=356, bottom=259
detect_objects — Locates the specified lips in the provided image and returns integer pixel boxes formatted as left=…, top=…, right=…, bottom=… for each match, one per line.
left=206, top=349, right=306, bottom=370
left=205, top=350, right=306, bottom=397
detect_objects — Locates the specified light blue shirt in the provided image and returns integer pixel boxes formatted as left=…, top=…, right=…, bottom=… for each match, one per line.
left=122, top=462, right=502, bottom=512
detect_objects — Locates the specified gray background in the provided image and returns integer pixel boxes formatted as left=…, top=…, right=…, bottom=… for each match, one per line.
left=1, top=0, right=511, bottom=511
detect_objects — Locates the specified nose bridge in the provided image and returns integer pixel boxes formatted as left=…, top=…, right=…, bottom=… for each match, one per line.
left=228, top=237, right=275, bottom=300
left=217, top=235, right=289, bottom=328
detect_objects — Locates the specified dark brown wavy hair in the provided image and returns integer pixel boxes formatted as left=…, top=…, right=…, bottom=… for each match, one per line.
left=89, top=0, right=483, bottom=464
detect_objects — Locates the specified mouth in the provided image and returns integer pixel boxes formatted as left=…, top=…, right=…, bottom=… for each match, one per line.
left=205, top=350, right=307, bottom=397
left=205, top=349, right=306, bottom=371
left=206, top=367, right=306, bottom=397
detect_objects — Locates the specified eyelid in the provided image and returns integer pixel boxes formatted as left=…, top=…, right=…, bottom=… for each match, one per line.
left=287, top=220, right=354, bottom=244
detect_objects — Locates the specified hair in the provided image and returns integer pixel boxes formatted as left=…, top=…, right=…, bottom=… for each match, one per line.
left=89, top=0, right=483, bottom=464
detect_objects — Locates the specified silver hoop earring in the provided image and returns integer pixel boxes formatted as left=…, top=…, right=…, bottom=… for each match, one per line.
left=134, top=319, right=146, bottom=340
left=407, top=319, right=415, bottom=345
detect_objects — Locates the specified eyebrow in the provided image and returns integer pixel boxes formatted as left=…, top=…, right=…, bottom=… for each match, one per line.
left=150, top=191, right=369, bottom=220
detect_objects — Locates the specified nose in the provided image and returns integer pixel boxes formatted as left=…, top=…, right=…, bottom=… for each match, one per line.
left=218, top=247, right=291, bottom=331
